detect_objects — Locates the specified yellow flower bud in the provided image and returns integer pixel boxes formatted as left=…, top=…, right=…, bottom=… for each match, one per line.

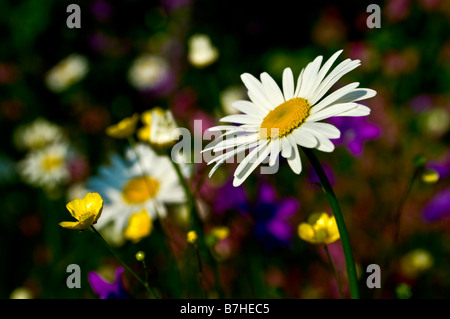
left=135, top=251, right=146, bottom=262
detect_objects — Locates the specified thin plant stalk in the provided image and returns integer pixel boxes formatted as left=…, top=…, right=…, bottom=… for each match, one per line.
left=194, top=243, right=207, bottom=298
left=90, top=225, right=158, bottom=298
left=324, top=245, right=344, bottom=298
left=170, top=157, right=224, bottom=297
left=302, top=147, right=360, bottom=299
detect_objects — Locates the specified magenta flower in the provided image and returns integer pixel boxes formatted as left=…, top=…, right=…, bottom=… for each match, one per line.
left=88, top=267, right=130, bottom=299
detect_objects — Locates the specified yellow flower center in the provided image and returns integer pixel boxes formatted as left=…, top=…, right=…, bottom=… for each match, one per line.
left=42, top=156, right=63, bottom=172
left=259, top=97, right=310, bottom=139
left=122, top=176, right=159, bottom=204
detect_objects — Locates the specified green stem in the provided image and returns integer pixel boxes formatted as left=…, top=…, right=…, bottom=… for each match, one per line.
left=324, top=245, right=344, bottom=299
left=194, top=243, right=207, bottom=298
left=169, top=157, right=223, bottom=298
left=302, top=147, right=360, bottom=299
left=90, top=226, right=158, bottom=299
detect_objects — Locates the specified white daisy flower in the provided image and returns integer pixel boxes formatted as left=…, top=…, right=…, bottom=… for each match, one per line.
left=87, top=143, right=186, bottom=238
left=220, top=85, right=246, bottom=115
left=204, top=50, right=377, bottom=187
left=18, top=142, right=71, bottom=189
left=187, top=34, right=219, bottom=68
left=45, top=54, right=89, bottom=93
left=13, top=118, right=64, bottom=151
left=127, top=54, right=170, bottom=90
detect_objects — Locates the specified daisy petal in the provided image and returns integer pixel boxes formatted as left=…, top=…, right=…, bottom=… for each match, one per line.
left=311, top=50, right=344, bottom=92
left=301, top=127, right=335, bottom=152
left=306, top=103, right=358, bottom=122
left=260, top=72, right=285, bottom=106
left=309, top=59, right=361, bottom=105
left=234, top=140, right=269, bottom=177
left=269, top=138, right=281, bottom=167
left=302, top=122, right=341, bottom=139
left=336, top=105, right=371, bottom=117
left=298, top=55, right=323, bottom=98
left=302, top=56, right=323, bottom=99
left=241, top=73, right=272, bottom=111
left=208, top=141, right=260, bottom=177
left=332, top=88, right=377, bottom=105
left=282, top=68, right=295, bottom=101
left=281, top=137, right=292, bottom=158
left=291, top=128, right=319, bottom=148
left=231, top=100, right=263, bottom=115
left=204, top=133, right=259, bottom=153
left=294, top=68, right=305, bottom=97
left=233, top=141, right=271, bottom=187
left=310, top=82, right=360, bottom=114
left=286, top=135, right=302, bottom=174
left=220, top=114, right=262, bottom=125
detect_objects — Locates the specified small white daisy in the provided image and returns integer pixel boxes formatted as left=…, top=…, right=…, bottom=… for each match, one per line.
left=13, top=118, right=64, bottom=151
left=87, top=143, right=186, bottom=238
left=18, top=142, right=71, bottom=189
left=187, top=34, right=219, bottom=68
left=204, top=50, right=377, bottom=187
left=45, top=54, right=89, bottom=93
left=127, top=54, right=170, bottom=90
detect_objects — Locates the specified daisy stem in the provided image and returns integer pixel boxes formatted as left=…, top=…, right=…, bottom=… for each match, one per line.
left=302, top=147, right=360, bottom=299
left=324, top=245, right=344, bottom=299
left=90, top=225, right=159, bottom=299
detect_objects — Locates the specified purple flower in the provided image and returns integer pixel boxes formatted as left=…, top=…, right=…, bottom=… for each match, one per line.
left=327, top=116, right=381, bottom=156
left=213, top=179, right=247, bottom=214
left=252, top=183, right=300, bottom=249
left=88, top=267, right=130, bottom=299
left=215, top=180, right=300, bottom=250
left=422, top=188, right=450, bottom=222
left=427, top=152, right=450, bottom=179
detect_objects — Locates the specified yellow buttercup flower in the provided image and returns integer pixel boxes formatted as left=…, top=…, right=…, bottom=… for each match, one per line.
left=137, top=107, right=179, bottom=148
left=298, top=212, right=340, bottom=245
left=187, top=230, right=198, bottom=244
left=123, top=210, right=153, bottom=243
left=210, top=226, right=230, bottom=241
left=421, top=168, right=439, bottom=184
left=59, top=193, right=103, bottom=230
left=106, top=113, right=139, bottom=138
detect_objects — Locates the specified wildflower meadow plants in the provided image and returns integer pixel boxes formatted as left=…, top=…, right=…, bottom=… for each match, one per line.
left=3, top=0, right=450, bottom=303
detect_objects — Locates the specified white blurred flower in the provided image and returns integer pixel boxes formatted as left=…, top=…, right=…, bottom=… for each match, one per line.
left=18, top=142, right=71, bottom=189
left=220, top=85, right=246, bottom=115
left=128, top=54, right=170, bottom=90
left=45, top=54, right=89, bottom=92
left=13, top=118, right=64, bottom=151
left=187, top=34, right=219, bottom=68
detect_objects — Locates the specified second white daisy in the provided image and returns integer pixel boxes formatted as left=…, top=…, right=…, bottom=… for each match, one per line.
left=87, top=143, right=186, bottom=241
left=204, top=50, right=377, bottom=186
